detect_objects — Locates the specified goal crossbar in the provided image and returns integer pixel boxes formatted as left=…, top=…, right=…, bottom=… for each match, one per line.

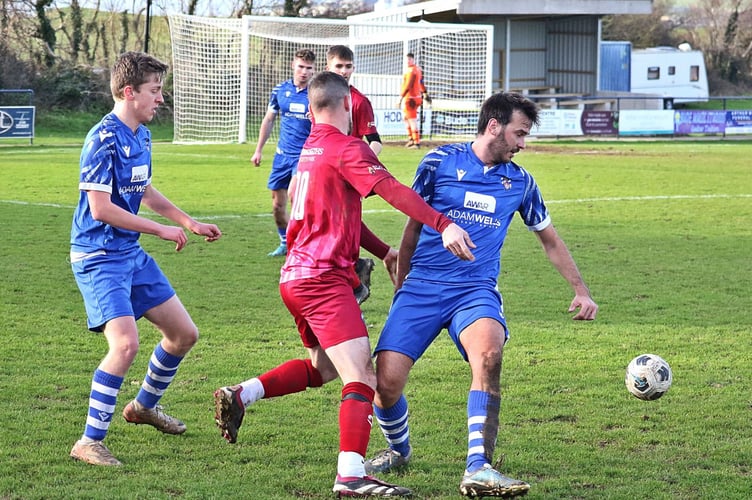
left=168, top=14, right=493, bottom=144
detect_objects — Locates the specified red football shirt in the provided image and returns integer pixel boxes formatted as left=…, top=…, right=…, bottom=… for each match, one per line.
left=349, top=85, right=378, bottom=140
left=280, top=123, right=393, bottom=283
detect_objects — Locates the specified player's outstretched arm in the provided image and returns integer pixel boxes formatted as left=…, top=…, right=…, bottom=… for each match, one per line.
left=535, top=224, right=597, bottom=320
left=382, top=247, right=399, bottom=286
left=251, top=111, right=277, bottom=166
left=88, top=189, right=188, bottom=251
left=142, top=185, right=222, bottom=248
left=372, top=177, right=475, bottom=261
left=396, top=217, right=422, bottom=289
left=359, top=222, right=398, bottom=285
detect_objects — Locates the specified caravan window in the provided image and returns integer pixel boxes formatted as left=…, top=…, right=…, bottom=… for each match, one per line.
left=648, top=66, right=660, bottom=80
left=690, top=65, right=700, bottom=82
left=668, top=66, right=676, bottom=75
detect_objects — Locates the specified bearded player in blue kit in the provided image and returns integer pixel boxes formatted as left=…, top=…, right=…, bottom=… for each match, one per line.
left=68, top=51, right=222, bottom=466
left=366, top=92, right=598, bottom=497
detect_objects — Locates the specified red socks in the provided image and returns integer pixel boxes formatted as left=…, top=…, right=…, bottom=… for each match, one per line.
left=258, top=358, right=323, bottom=398
left=339, top=382, right=375, bottom=456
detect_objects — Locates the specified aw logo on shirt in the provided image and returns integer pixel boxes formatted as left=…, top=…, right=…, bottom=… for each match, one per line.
left=131, top=165, right=149, bottom=183
left=464, top=191, right=496, bottom=213
left=289, top=103, right=306, bottom=113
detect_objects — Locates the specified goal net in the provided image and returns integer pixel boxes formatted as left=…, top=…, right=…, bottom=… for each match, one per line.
left=168, top=14, right=493, bottom=144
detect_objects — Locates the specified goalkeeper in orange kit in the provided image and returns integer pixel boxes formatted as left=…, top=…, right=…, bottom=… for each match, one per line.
left=399, top=52, right=431, bottom=149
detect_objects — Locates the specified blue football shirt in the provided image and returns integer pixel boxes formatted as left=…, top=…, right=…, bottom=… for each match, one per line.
left=408, top=142, right=551, bottom=283
left=71, top=113, right=152, bottom=253
left=268, top=79, right=311, bottom=155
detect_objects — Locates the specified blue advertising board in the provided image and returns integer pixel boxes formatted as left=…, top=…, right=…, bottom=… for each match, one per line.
left=0, top=106, right=35, bottom=139
left=725, top=110, right=752, bottom=135
left=674, top=110, right=726, bottom=135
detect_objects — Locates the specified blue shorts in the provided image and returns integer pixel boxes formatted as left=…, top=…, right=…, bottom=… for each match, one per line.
left=267, top=152, right=299, bottom=191
left=71, top=247, right=175, bottom=332
left=374, top=278, right=508, bottom=362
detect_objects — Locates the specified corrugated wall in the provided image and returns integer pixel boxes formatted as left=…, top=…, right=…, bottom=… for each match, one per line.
left=508, top=20, right=548, bottom=89
left=545, top=16, right=599, bottom=94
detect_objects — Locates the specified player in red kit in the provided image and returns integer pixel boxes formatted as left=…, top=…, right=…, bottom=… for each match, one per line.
left=326, top=44, right=394, bottom=302
left=214, top=71, right=475, bottom=497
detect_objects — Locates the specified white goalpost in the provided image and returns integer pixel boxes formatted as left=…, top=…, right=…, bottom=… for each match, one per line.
left=168, top=14, right=493, bottom=144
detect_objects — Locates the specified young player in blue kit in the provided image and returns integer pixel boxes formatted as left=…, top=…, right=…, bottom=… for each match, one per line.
left=251, top=48, right=316, bottom=257
left=365, top=92, right=599, bottom=497
left=68, top=52, right=222, bottom=466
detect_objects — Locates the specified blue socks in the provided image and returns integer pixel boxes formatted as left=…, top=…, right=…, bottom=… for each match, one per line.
left=135, top=343, right=183, bottom=409
left=374, top=394, right=411, bottom=456
left=84, top=369, right=123, bottom=441
left=466, top=390, right=501, bottom=473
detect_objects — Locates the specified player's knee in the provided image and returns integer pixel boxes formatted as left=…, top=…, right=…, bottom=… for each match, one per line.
left=271, top=200, right=286, bottom=213
left=474, top=349, right=503, bottom=378
left=167, top=324, right=198, bottom=354
left=181, top=325, right=199, bottom=349
left=112, top=338, right=140, bottom=364
left=375, top=377, right=402, bottom=407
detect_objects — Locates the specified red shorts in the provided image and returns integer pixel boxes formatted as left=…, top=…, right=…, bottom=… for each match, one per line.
left=279, top=268, right=368, bottom=350
left=402, top=97, right=422, bottom=120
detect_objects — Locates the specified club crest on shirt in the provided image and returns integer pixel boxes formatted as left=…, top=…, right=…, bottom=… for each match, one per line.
left=501, top=176, right=512, bottom=190
left=98, top=130, right=113, bottom=143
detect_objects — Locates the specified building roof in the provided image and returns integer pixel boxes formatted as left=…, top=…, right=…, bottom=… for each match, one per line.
left=354, top=0, right=653, bottom=21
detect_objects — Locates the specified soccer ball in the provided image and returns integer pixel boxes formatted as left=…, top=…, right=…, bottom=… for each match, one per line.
left=625, top=354, right=672, bottom=400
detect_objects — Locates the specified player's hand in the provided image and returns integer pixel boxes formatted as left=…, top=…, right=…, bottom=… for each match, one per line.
left=158, top=225, right=189, bottom=252
left=251, top=151, right=262, bottom=167
left=382, top=247, right=399, bottom=286
left=191, top=222, right=222, bottom=243
left=441, top=223, right=475, bottom=261
left=569, top=294, right=598, bottom=320
left=423, top=93, right=432, bottom=104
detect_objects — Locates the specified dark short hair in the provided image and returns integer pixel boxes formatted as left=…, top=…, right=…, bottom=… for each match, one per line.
left=110, top=51, right=168, bottom=100
left=477, top=92, right=540, bottom=134
left=295, top=48, right=316, bottom=63
left=406, top=52, right=415, bottom=58
left=308, top=71, right=350, bottom=111
left=327, top=45, right=354, bottom=62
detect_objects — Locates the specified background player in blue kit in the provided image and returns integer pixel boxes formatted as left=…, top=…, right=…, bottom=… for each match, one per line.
left=365, top=92, right=599, bottom=497
left=69, top=51, right=222, bottom=467
left=251, top=48, right=316, bottom=257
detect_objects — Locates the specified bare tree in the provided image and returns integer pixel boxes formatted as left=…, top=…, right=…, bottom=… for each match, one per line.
left=283, top=0, right=307, bottom=17
left=685, top=0, right=752, bottom=84
left=601, top=0, right=678, bottom=48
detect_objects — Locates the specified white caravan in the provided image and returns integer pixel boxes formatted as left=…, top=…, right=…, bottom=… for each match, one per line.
left=630, top=46, right=709, bottom=103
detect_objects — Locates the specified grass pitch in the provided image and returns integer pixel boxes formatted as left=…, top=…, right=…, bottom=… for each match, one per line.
left=1, top=131, right=751, bottom=498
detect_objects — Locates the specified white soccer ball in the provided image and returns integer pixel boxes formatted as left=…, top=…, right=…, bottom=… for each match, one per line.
left=625, top=354, right=672, bottom=401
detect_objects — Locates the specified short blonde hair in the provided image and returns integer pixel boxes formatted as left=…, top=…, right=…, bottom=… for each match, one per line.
left=110, top=52, right=168, bottom=100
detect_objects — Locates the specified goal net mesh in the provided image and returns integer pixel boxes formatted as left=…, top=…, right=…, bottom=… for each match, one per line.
left=168, top=14, right=492, bottom=144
